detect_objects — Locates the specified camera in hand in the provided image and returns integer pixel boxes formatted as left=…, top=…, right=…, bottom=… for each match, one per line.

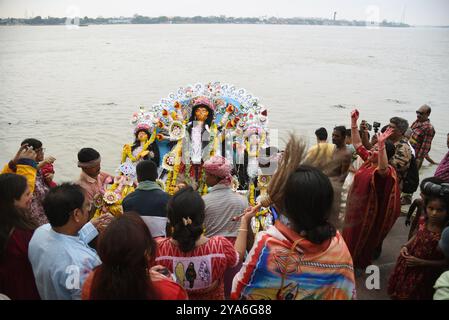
left=373, top=122, right=381, bottom=133
left=362, top=121, right=381, bottom=133
left=423, top=182, right=449, bottom=197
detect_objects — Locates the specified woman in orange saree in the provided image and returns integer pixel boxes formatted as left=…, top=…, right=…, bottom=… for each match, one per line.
left=342, top=110, right=401, bottom=269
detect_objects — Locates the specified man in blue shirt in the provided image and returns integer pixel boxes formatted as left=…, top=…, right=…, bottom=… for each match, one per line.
left=28, top=183, right=111, bottom=300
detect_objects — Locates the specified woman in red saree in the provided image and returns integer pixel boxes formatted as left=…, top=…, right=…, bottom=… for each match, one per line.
left=342, top=110, right=401, bottom=269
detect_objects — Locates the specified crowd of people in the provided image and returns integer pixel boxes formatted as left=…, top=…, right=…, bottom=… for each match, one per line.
left=0, top=104, right=448, bottom=300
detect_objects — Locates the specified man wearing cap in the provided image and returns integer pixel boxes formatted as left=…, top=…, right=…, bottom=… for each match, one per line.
left=202, top=155, right=248, bottom=240
left=76, top=147, right=111, bottom=204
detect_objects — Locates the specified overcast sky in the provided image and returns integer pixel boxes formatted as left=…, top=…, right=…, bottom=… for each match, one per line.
left=1, top=0, right=448, bottom=26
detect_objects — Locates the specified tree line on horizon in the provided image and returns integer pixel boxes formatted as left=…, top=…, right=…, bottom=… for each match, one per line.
left=0, top=15, right=410, bottom=27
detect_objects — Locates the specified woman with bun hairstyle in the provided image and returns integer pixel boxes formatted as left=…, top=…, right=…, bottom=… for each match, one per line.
left=155, top=186, right=240, bottom=300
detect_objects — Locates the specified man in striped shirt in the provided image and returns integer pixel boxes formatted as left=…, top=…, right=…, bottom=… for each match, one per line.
left=202, top=155, right=249, bottom=299
left=202, top=156, right=248, bottom=241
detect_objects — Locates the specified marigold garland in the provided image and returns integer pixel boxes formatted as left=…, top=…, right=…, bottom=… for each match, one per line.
left=249, top=182, right=256, bottom=206
left=168, top=139, right=183, bottom=195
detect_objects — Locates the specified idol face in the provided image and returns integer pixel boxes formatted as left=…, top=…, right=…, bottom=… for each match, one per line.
left=195, top=107, right=209, bottom=122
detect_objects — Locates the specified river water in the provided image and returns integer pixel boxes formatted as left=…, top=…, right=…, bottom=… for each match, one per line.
left=1, top=24, right=448, bottom=181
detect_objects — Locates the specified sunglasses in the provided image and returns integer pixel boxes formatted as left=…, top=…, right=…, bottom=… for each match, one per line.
left=416, top=111, right=424, bottom=116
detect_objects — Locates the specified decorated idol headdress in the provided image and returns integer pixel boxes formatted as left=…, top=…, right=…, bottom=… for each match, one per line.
left=134, top=123, right=151, bottom=134
left=131, top=106, right=158, bottom=134
left=191, top=96, right=215, bottom=111
left=129, top=82, right=270, bottom=160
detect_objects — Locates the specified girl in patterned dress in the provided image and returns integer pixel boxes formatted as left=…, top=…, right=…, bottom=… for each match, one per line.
left=388, top=183, right=449, bottom=300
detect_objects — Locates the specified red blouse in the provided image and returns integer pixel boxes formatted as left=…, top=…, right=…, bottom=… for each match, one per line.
left=0, top=228, right=40, bottom=300
left=82, top=269, right=188, bottom=300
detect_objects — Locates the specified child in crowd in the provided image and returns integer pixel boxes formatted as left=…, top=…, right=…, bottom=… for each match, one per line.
left=388, top=180, right=449, bottom=300
left=39, top=162, right=57, bottom=188
left=405, top=177, right=444, bottom=240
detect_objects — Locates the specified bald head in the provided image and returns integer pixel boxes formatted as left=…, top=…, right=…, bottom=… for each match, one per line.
left=416, top=104, right=431, bottom=122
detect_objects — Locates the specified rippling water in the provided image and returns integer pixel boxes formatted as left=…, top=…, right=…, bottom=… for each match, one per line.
left=1, top=24, right=448, bottom=182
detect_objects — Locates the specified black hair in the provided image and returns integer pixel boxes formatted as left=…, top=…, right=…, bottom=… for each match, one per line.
left=132, top=129, right=150, bottom=152
left=131, top=129, right=161, bottom=167
left=424, top=194, right=449, bottom=225
left=284, top=165, right=336, bottom=244
left=136, top=160, right=158, bottom=182
left=315, top=127, right=328, bottom=141
left=21, top=138, right=42, bottom=150
left=425, top=194, right=449, bottom=211
left=0, top=173, right=37, bottom=260
left=333, top=126, right=347, bottom=138
left=43, top=183, right=85, bottom=227
left=345, top=129, right=352, bottom=138
left=385, top=140, right=395, bottom=160
left=77, top=148, right=100, bottom=163
left=167, top=186, right=205, bottom=252
left=421, top=179, right=449, bottom=227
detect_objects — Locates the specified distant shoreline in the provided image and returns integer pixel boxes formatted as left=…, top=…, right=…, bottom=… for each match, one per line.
left=4, top=24, right=449, bottom=28
left=0, top=15, right=412, bottom=28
